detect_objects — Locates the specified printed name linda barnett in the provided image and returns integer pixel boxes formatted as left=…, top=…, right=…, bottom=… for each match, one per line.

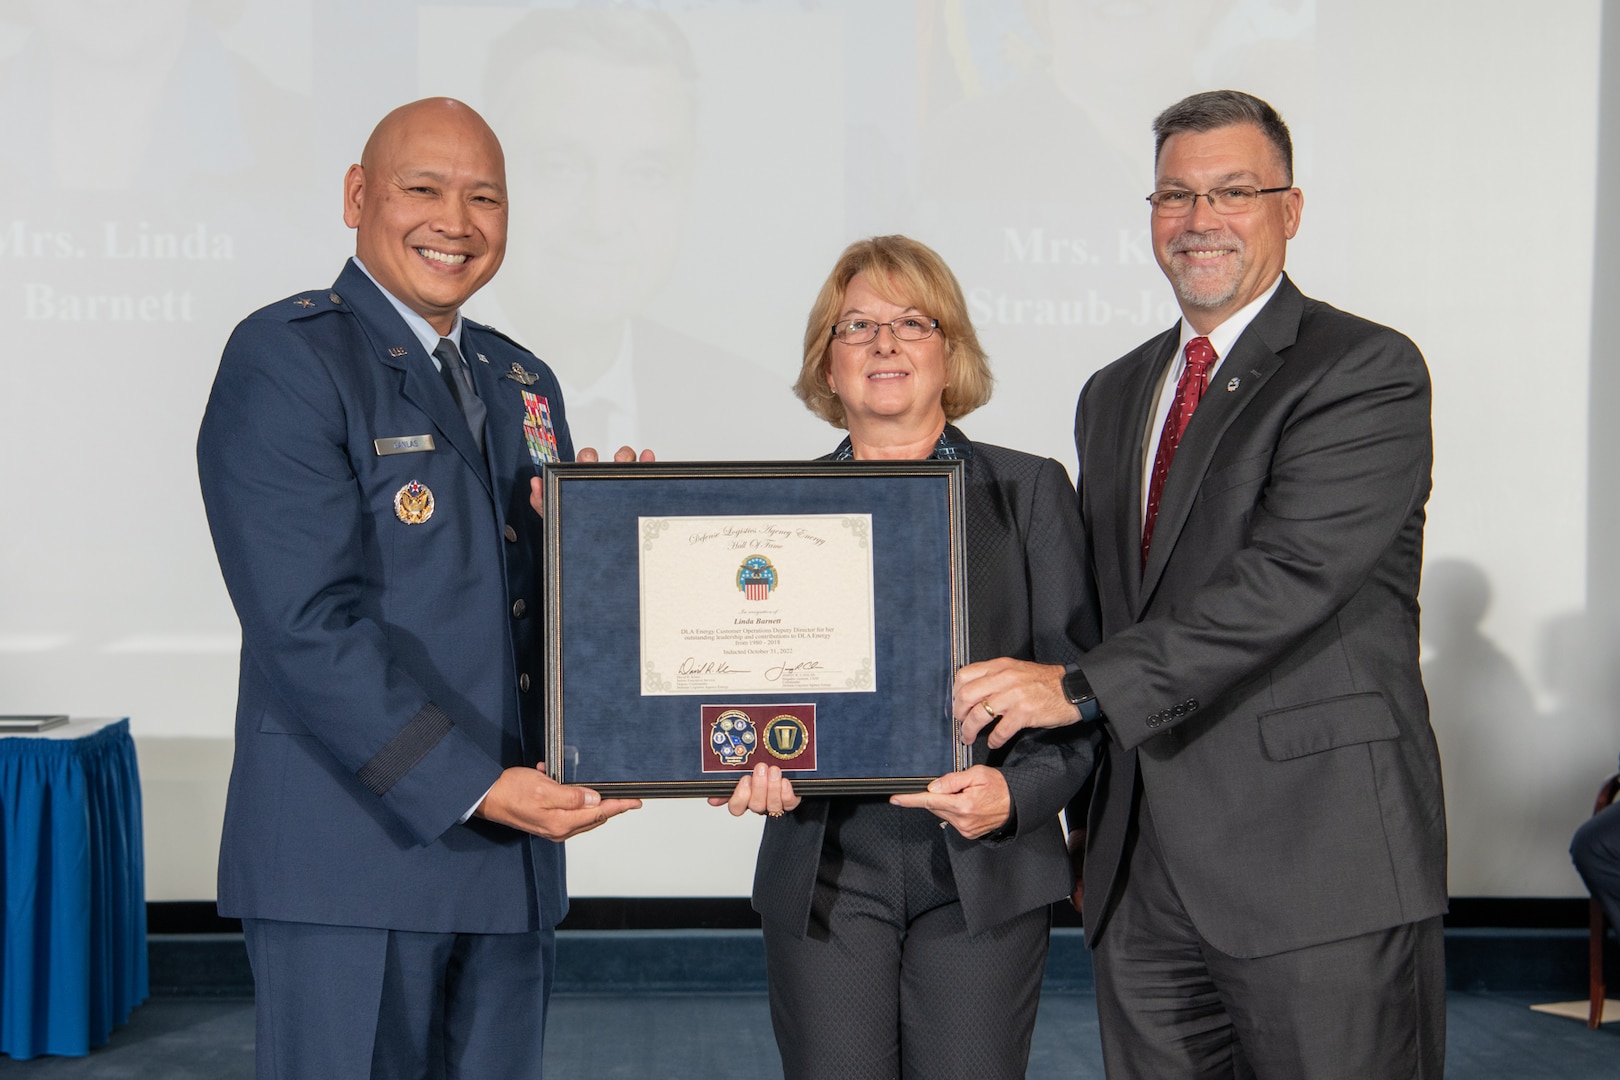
left=6, top=221, right=234, bottom=324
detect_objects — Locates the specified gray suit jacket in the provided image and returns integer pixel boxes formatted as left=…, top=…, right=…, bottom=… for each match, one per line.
left=753, top=437, right=1100, bottom=938
left=1074, top=275, right=1447, bottom=958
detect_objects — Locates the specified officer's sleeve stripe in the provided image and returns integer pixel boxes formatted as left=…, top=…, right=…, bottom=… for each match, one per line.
left=357, top=703, right=454, bottom=796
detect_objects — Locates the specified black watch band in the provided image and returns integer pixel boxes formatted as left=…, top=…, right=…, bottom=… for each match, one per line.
left=1062, top=667, right=1099, bottom=721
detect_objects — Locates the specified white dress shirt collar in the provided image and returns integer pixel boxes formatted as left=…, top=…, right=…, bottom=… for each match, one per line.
left=351, top=256, right=464, bottom=365
left=1175, top=273, right=1285, bottom=371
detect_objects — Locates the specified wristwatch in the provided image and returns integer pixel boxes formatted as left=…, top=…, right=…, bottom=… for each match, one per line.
left=1061, top=666, right=1100, bottom=721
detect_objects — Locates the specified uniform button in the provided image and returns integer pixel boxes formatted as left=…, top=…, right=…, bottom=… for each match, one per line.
left=504, top=524, right=518, bottom=543
left=519, top=673, right=531, bottom=692
left=512, top=599, right=527, bottom=618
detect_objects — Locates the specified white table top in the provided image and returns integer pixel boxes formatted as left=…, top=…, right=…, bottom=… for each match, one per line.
left=0, top=716, right=127, bottom=741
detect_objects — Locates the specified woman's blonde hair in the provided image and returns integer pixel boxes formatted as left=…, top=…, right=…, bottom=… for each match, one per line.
left=793, top=235, right=992, bottom=429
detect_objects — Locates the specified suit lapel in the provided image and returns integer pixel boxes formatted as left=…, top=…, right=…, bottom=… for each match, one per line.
left=463, top=328, right=532, bottom=487
left=1137, top=277, right=1304, bottom=606
left=1112, top=330, right=1177, bottom=617
left=337, top=263, right=493, bottom=495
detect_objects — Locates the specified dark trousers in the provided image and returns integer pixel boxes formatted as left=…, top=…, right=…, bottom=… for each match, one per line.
left=1091, top=798, right=1445, bottom=1080
left=243, top=918, right=554, bottom=1080
left=1573, top=800, right=1620, bottom=930
left=762, top=800, right=1050, bottom=1080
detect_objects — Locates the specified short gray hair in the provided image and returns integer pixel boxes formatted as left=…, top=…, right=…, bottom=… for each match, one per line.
left=1153, top=90, right=1293, bottom=183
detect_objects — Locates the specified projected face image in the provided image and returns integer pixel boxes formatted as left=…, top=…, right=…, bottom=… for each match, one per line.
left=1152, top=123, right=1301, bottom=329
left=498, top=51, right=695, bottom=329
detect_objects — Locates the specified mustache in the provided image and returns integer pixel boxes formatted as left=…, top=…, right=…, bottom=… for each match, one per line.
left=1165, top=231, right=1243, bottom=254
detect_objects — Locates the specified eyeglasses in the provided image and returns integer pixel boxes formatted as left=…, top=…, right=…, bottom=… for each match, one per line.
left=830, top=316, right=940, bottom=346
left=1145, top=185, right=1292, bottom=217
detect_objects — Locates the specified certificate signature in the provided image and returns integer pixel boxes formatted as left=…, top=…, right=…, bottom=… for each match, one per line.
left=639, top=514, right=877, bottom=695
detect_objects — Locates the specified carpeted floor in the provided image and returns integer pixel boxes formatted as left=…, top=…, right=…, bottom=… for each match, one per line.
left=3, top=989, right=1617, bottom=1078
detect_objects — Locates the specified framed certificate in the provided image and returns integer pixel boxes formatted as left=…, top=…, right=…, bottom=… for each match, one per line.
left=542, top=460, right=970, bottom=797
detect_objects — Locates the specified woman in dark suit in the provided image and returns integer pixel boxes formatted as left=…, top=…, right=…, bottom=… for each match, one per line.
left=713, top=235, right=1099, bottom=1079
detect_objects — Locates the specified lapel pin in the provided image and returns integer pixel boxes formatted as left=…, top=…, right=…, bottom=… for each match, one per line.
left=388, top=346, right=408, bottom=357
left=293, top=297, right=313, bottom=308
left=506, top=362, right=540, bottom=386
left=1226, top=377, right=1241, bottom=392
left=477, top=353, right=490, bottom=365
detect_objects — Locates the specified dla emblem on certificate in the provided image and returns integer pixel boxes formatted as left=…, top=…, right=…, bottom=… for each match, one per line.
left=639, top=514, right=877, bottom=696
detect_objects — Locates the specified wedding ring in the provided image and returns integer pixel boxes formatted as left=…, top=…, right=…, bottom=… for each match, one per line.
left=981, top=700, right=997, bottom=720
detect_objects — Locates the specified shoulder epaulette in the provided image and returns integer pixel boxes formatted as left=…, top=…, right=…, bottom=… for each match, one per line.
left=465, top=318, right=530, bottom=353
left=259, top=289, right=350, bottom=323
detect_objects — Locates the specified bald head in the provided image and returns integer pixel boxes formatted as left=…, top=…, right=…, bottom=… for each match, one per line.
left=343, top=98, right=509, bottom=334
left=361, top=98, right=504, bottom=174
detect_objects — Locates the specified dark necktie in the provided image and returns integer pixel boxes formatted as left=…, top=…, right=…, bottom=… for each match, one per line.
left=1141, top=335, right=1216, bottom=569
left=434, top=337, right=486, bottom=452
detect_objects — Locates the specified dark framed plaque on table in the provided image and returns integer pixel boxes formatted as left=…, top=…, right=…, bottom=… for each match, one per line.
left=542, top=460, right=969, bottom=798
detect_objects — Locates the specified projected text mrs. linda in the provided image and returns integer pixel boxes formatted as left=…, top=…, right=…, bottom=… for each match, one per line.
left=0, top=221, right=236, bottom=261
left=5, top=220, right=233, bottom=323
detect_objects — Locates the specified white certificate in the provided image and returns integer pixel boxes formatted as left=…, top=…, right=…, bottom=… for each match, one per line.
left=639, top=514, right=877, bottom=696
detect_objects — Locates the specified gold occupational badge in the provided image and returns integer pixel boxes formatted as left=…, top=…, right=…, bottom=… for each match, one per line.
left=393, top=480, right=435, bottom=524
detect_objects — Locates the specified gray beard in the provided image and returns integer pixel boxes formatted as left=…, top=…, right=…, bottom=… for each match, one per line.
left=1169, top=260, right=1242, bottom=310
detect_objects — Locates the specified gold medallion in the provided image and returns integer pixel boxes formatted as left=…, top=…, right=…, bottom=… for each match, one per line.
left=763, top=715, right=810, bottom=760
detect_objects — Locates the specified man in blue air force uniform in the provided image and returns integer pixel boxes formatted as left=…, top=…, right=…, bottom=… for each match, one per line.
left=197, top=97, right=642, bottom=1078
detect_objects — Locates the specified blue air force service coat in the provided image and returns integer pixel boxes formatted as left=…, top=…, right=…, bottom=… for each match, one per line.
left=198, top=261, right=573, bottom=933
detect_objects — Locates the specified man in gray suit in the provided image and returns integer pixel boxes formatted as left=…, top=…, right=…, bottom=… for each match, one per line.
left=953, top=90, right=1447, bottom=1079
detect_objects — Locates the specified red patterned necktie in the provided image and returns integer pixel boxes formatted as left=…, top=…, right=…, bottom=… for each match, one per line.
left=1141, top=335, right=1216, bottom=569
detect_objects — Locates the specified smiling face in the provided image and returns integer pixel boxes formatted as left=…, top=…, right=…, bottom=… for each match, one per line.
left=343, top=99, right=508, bottom=335
left=1151, top=122, right=1302, bottom=333
left=826, top=272, right=950, bottom=442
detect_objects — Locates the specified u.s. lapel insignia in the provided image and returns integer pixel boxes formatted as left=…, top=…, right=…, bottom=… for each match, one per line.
left=293, top=297, right=313, bottom=308
left=388, top=346, right=408, bottom=358
left=393, top=480, right=435, bottom=524
left=505, top=362, right=540, bottom=386
left=1226, top=377, right=1241, bottom=392
left=476, top=353, right=489, bottom=365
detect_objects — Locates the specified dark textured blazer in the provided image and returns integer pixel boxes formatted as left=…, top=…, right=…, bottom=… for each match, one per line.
left=753, top=436, right=1101, bottom=938
left=1074, top=275, right=1447, bottom=959
left=198, top=261, right=571, bottom=933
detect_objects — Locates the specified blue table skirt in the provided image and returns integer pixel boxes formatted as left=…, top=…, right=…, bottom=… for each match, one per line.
left=1, top=719, right=148, bottom=1060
